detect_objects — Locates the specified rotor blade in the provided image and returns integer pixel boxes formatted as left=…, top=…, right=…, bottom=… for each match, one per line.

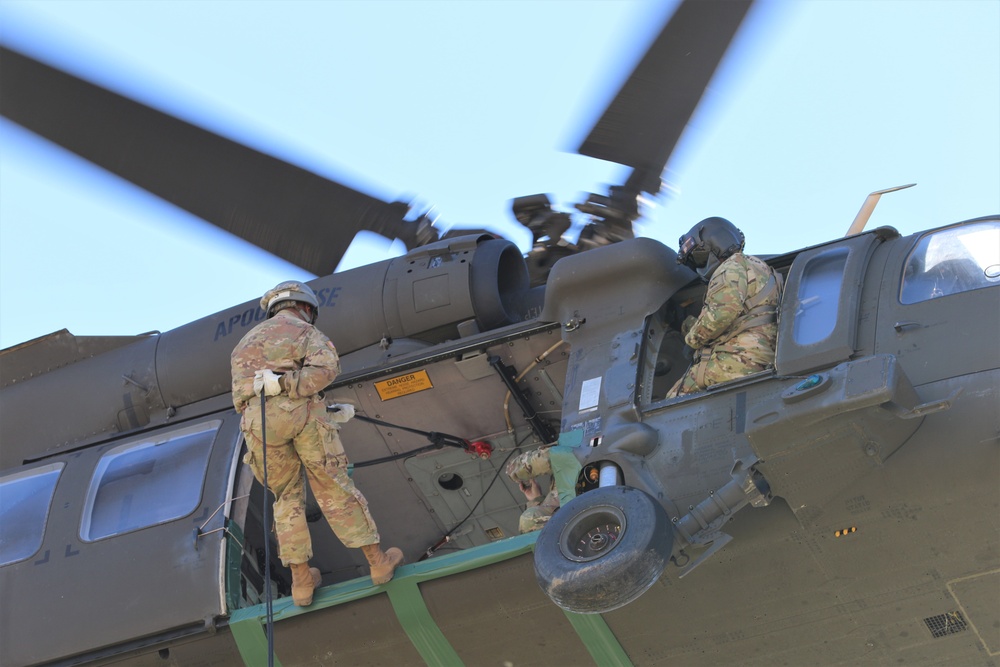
left=0, top=45, right=409, bottom=276
left=577, top=0, right=754, bottom=190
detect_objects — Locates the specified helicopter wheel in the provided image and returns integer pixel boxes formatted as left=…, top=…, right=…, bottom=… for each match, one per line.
left=533, top=485, right=672, bottom=614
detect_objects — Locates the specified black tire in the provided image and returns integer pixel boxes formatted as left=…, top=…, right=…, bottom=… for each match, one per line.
left=533, top=485, right=672, bottom=614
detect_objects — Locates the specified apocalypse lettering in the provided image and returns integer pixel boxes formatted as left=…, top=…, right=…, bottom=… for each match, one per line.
left=212, top=286, right=341, bottom=341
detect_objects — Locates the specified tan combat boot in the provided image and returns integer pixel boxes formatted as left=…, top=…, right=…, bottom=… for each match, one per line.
left=289, top=562, right=322, bottom=606
left=360, top=544, right=404, bottom=585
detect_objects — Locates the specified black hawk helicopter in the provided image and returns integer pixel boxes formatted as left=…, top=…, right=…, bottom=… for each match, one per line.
left=1, top=1, right=998, bottom=666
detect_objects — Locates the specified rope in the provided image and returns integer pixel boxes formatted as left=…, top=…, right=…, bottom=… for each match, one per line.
left=419, top=434, right=529, bottom=560
left=503, top=339, right=566, bottom=433
left=351, top=413, right=470, bottom=450
left=259, top=391, right=275, bottom=667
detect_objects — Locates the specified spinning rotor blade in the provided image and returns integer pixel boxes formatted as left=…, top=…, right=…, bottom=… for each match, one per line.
left=578, top=0, right=754, bottom=193
left=0, top=46, right=410, bottom=276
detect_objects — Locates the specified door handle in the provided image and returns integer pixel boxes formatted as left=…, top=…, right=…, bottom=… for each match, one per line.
left=893, top=320, right=921, bottom=332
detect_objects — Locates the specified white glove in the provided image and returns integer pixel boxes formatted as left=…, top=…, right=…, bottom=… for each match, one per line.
left=253, top=369, right=283, bottom=397
left=328, top=403, right=355, bottom=423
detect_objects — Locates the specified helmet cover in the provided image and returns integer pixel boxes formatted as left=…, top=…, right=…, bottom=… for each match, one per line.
left=260, top=281, right=320, bottom=319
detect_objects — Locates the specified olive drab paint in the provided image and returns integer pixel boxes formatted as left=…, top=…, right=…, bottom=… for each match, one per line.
left=213, top=287, right=342, bottom=342
left=3, top=220, right=999, bottom=666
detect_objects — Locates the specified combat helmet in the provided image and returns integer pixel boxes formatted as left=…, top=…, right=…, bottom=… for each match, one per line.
left=677, top=217, right=745, bottom=280
left=261, top=280, right=320, bottom=323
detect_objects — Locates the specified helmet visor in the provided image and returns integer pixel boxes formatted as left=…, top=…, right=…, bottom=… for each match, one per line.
left=678, top=235, right=710, bottom=269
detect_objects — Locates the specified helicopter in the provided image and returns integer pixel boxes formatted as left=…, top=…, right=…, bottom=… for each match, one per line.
left=2, top=0, right=999, bottom=341
left=2, top=1, right=999, bottom=666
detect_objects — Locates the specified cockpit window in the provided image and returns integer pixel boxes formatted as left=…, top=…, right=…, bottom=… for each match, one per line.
left=0, top=463, right=64, bottom=567
left=80, top=421, right=220, bottom=542
left=792, top=247, right=849, bottom=346
left=901, top=221, right=1000, bottom=304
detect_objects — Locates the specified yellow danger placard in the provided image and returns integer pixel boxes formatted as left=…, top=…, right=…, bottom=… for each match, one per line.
left=374, top=370, right=433, bottom=401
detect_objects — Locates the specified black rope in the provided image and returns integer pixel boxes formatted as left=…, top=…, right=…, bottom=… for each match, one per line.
left=419, top=435, right=529, bottom=560
left=341, top=411, right=473, bottom=469
left=339, top=409, right=531, bottom=559
left=351, top=412, right=470, bottom=450
left=351, top=442, right=447, bottom=469
left=259, top=392, right=275, bottom=667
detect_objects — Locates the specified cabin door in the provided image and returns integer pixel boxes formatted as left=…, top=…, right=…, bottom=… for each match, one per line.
left=0, top=413, right=243, bottom=666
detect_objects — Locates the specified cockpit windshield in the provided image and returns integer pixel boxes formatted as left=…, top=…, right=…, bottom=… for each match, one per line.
left=901, top=221, right=1000, bottom=304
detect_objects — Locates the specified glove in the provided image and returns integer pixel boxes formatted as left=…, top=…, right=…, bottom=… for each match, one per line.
left=328, top=403, right=355, bottom=423
left=253, top=369, right=284, bottom=397
left=680, top=314, right=697, bottom=337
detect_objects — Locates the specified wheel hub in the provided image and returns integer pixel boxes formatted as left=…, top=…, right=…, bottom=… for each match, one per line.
left=559, top=505, right=627, bottom=562
left=577, top=524, right=619, bottom=556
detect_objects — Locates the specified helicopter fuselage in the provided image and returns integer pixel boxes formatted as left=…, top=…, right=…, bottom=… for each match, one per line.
left=1, top=219, right=998, bottom=666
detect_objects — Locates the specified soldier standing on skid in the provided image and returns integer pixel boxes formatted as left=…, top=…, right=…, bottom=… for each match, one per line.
left=231, top=280, right=403, bottom=606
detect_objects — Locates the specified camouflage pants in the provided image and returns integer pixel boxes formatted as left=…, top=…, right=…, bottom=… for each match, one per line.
left=666, top=349, right=768, bottom=398
left=241, top=395, right=379, bottom=565
left=506, top=447, right=560, bottom=534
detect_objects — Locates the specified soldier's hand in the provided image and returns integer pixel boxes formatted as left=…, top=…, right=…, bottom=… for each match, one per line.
left=520, top=479, right=542, bottom=502
left=253, top=369, right=284, bottom=396
left=680, top=314, right=697, bottom=337
left=327, top=403, right=356, bottom=423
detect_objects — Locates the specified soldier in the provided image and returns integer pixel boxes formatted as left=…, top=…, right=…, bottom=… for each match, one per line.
left=667, top=217, right=782, bottom=398
left=506, top=447, right=560, bottom=534
left=231, top=280, right=403, bottom=606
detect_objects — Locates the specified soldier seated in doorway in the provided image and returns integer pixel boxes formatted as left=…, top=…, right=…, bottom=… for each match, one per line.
left=666, top=217, right=782, bottom=398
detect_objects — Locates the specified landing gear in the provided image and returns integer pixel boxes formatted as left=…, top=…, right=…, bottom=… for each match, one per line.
left=533, top=485, right=672, bottom=613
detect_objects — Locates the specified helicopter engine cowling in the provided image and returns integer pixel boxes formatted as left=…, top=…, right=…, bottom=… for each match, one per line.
left=155, top=234, right=536, bottom=407
left=0, top=235, right=539, bottom=460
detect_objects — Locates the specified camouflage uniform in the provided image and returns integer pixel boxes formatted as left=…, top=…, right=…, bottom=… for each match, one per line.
left=667, top=252, right=781, bottom=398
left=506, top=447, right=560, bottom=533
left=231, top=309, right=379, bottom=566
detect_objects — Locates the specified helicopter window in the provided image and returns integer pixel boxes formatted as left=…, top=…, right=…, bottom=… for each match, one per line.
left=80, top=421, right=220, bottom=542
left=792, top=247, right=849, bottom=346
left=900, top=221, right=1000, bottom=304
left=0, top=463, right=64, bottom=567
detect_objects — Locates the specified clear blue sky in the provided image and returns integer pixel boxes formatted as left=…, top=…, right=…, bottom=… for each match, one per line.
left=1, top=0, right=998, bottom=349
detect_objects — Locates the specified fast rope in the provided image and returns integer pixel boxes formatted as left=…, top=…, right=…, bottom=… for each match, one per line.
left=259, top=391, right=275, bottom=667
left=419, top=434, right=529, bottom=560
left=335, top=410, right=493, bottom=467
left=499, top=339, right=566, bottom=435
left=333, top=409, right=516, bottom=559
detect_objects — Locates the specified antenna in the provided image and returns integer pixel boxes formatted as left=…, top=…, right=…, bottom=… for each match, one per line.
left=845, top=183, right=916, bottom=236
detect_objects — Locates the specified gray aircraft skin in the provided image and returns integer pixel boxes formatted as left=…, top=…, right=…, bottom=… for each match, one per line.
left=1, top=1, right=998, bottom=664
left=2, top=218, right=997, bottom=666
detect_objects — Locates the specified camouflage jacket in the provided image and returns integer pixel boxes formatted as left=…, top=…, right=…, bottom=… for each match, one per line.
left=684, top=252, right=780, bottom=362
left=230, top=310, right=341, bottom=413
left=505, top=447, right=560, bottom=512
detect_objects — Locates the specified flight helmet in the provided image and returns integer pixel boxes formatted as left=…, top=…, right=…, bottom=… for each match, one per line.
left=261, top=280, right=320, bottom=323
left=677, top=217, right=745, bottom=280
